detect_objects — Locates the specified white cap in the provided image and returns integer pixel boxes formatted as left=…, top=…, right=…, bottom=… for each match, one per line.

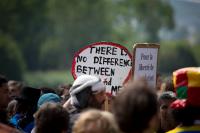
left=69, top=75, right=105, bottom=106
left=70, top=75, right=105, bottom=95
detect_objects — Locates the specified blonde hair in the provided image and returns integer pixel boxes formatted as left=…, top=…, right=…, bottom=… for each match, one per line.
left=73, top=109, right=121, bottom=133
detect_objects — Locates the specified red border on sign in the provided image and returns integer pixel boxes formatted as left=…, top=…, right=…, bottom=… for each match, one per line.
left=71, top=42, right=132, bottom=85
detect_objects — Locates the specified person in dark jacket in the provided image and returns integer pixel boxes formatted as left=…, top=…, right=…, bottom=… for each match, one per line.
left=10, top=86, right=41, bottom=133
left=63, top=75, right=106, bottom=133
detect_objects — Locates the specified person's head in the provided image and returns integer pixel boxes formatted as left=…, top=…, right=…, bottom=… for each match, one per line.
left=158, top=91, right=177, bottom=132
left=57, top=84, right=71, bottom=96
left=171, top=67, right=200, bottom=126
left=170, top=99, right=200, bottom=126
left=57, top=84, right=71, bottom=103
left=173, top=67, right=200, bottom=107
left=156, top=73, right=162, bottom=91
left=8, top=80, right=23, bottom=99
left=158, top=91, right=176, bottom=113
left=37, top=93, right=61, bottom=108
left=14, top=86, right=41, bottom=129
left=7, top=99, right=17, bottom=118
left=39, top=86, right=56, bottom=95
left=73, top=109, right=121, bottom=133
left=112, top=79, right=159, bottom=133
left=0, top=75, right=10, bottom=109
left=15, top=86, right=41, bottom=114
left=161, top=76, right=174, bottom=92
left=69, top=75, right=106, bottom=110
left=34, top=102, right=69, bottom=133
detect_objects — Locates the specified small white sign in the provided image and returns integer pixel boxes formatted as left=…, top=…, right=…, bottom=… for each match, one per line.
left=71, top=42, right=132, bottom=96
left=133, top=44, right=159, bottom=88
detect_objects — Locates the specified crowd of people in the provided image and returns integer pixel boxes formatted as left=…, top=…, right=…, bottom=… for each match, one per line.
left=0, top=67, right=200, bottom=133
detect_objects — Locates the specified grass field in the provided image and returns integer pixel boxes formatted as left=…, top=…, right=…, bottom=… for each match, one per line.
left=23, top=70, right=74, bottom=88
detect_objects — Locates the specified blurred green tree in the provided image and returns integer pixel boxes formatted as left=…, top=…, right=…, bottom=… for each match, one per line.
left=0, top=0, right=175, bottom=72
left=0, top=0, right=51, bottom=70
left=114, top=0, right=174, bottom=42
left=0, top=35, right=26, bottom=80
left=158, top=41, right=198, bottom=74
left=39, top=0, right=113, bottom=69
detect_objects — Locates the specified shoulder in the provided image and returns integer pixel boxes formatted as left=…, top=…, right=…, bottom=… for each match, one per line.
left=0, top=123, right=21, bottom=133
left=166, top=125, right=200, bottom=133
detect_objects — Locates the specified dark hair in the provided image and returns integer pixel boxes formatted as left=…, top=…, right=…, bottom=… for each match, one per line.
left=158, top=91, right=176, bottom=101
left=112, top=80, right=158, bottom=133
left=73, top=86, right=93, bottom=109
left=57, top=84, right=72, bottom=96
left=40, top=87, right=56, bottom=94
left=171, top=106, right=200, bottom=126
left=15, top=86, right=41, bottom=129
left=0, top=75, right=8, bottom=87
left=163, top=77, right=174, bottom=92
left=8, top=80, right=23, bottom=88
left=35, top=103, right=69, bottom=133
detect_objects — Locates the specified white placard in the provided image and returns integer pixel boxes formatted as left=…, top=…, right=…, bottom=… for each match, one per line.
left=72, top=42, right=132, bottom=96
left=133, top=44, right=159, bottom=88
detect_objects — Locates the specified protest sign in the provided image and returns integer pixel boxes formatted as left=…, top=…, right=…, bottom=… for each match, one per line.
left=132, top=43, right=160, bottom=88
left=71, top=42, right=132, bottom=96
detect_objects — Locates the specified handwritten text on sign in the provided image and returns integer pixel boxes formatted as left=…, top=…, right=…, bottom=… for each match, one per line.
left=134, top=47, right=158, bottom=88
left=72, top=42, right=132, bottom=96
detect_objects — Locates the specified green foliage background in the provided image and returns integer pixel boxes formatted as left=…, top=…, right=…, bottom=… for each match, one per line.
left=0, top=0, right=199, bottom=87
left=0, top=35, right=25, bottom=80
left=24, top=70, right=73, bottom=88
